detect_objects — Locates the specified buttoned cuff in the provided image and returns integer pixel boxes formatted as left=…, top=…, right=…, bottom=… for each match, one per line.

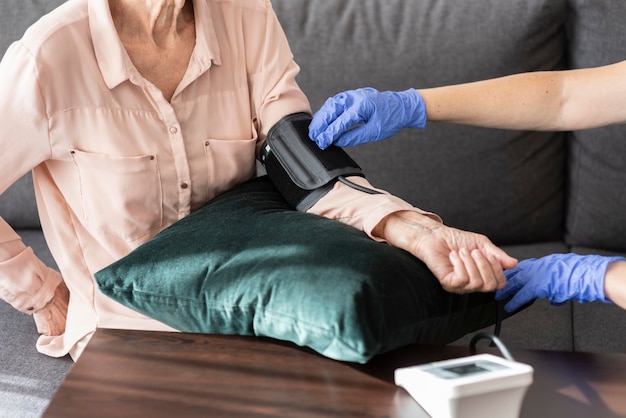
left=0, top=247, right=62, bottom=313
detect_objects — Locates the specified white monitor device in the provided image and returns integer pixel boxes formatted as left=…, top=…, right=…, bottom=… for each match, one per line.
left=394, top=353, right=533, bottom=418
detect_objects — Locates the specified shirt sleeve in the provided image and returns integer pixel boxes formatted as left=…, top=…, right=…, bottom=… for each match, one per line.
left=0, top=245, right=62, bottom=313
left=248, top=0, right=311, bottom=151
left=0, top=41, right=59, bottom=313
left=307, top=176, right=443, bottom=242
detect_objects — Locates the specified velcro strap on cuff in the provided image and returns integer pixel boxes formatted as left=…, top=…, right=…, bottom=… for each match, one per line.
left=262, top=112, right=363, bottom=190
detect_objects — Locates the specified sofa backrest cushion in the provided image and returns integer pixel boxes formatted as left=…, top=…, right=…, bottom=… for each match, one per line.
left=0, top=175, right=41, bottom=229
left=0, top=0, right=65, bottom=229
left=565, top=0, right=626, bottom=252
left=273, top=0, right=569, bottom=245
left=0, top=0, right=62, bottom=53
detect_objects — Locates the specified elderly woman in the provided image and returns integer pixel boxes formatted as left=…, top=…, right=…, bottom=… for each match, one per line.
left=0, top=0, right=516, bottom=361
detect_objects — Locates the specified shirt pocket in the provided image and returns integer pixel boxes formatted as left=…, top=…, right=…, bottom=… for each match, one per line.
left=203, top=135, right=257, bottom=200
left=71, top=149, right=163, bottom=241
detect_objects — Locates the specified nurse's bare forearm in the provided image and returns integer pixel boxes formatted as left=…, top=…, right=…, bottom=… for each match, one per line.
left=605, top=260, right=626, bottom=310
left=419, top=61, right=626, bottom=132
left=419, top=72, right=568, bottom=131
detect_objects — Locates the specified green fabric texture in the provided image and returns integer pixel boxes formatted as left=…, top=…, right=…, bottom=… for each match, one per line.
left=95, top=176, right=498, bottom=363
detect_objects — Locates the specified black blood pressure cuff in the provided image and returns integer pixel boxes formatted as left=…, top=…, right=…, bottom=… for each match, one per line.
left=260, top=112, right=365, bottom=211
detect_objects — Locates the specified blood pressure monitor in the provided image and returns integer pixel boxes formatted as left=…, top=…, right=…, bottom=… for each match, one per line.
left=394, top=353, right=533, bottom=418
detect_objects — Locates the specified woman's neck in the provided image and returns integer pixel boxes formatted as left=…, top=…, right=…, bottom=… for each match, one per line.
left=109, top=0, right=194, bottom=47
left=108, top=0, right=196, bottom=101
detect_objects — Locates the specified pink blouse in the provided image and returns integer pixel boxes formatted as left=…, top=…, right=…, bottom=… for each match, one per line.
left=0, top=0, right=438, bottom=360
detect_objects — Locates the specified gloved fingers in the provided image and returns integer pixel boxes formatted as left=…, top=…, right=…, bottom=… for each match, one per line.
left=504, top=274, right=553, bottom=312
left=311, top=89, right=366, bottom=129
left=331, top=123, right=374, bottom=148
left=310, top=106, right=366, bottom=149
left=496, top=259, right=532, bottom=300
left=310, top=88, right=382, bottom=148
left=308, top=115, right=330, bottom=148
left=494, top=267, right=525, bottom=301
left=499, top=262, right=550, bottom=312
left=319, top=107, right=372, bottom=148
left=502, top=286, right=536, bottom=313
left=309, top=102, right=346, bottom=149
left=309, top=91, right=353, bottom=139
left=500, top=268, right=543, bottom=311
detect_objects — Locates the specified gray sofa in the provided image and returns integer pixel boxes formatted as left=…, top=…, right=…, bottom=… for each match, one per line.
left=272, top=0, right=626, bottom=353
left=2, top=0, right=626, bottom=416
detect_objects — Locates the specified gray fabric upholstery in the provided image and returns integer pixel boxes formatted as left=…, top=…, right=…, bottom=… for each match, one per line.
left=0, top=0, right=63, bottom=53
left=0, top=174, right=41, bottom=229
left=565, top=1, right=626, bottom=252
left=0, top=301, right=72, bottom=418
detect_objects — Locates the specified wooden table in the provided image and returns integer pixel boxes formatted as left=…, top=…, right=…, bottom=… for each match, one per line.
left=44, top=329, right=626, bottom=417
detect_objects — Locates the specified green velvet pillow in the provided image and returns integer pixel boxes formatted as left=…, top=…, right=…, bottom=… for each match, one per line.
left=95, top=176, right=498, bottom=363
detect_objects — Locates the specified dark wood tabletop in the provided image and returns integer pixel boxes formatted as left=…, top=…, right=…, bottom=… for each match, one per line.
left=43, top=329, right=626, bottom=417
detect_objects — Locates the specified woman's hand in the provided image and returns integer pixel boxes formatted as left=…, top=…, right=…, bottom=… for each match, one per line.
left=33, top=281, right=69, bottom=336
left=374, top=211, right=517, bottom=294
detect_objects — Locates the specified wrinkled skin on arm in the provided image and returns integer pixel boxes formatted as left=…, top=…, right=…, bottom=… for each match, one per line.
left=373, top=210, right=517, bottom=294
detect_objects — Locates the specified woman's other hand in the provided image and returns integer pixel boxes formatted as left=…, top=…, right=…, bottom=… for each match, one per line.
left=33, top=281, right=69, bottom=336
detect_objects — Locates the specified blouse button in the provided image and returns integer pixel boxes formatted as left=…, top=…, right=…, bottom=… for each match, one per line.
left=180, top=182, right=189, bottom=189
left=169, top=126, right=178, bottom=134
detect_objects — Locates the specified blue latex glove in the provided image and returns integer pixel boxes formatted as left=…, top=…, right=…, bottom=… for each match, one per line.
left=496, top=253, right=626, bottom=313
left=309, top=87, right=427, bottom=149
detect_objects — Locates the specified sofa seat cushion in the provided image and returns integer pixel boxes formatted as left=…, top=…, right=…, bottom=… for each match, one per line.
left=95, top=176, right=498, bottom=363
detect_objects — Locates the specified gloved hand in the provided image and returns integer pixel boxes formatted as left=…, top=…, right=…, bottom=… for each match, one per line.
left=309, top=87, right=427, bottom=149
left=496, top=253, right=626, bottom=313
